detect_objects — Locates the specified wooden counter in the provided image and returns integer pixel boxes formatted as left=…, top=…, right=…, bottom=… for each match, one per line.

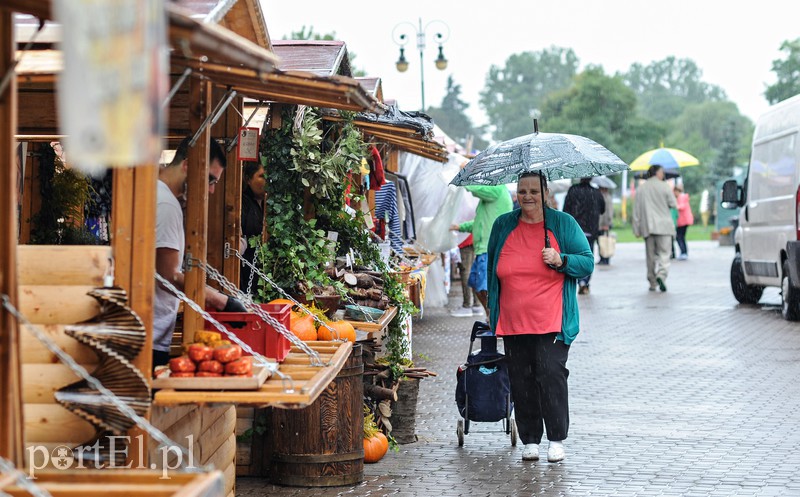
left=153, top=341, right=353, bottom=408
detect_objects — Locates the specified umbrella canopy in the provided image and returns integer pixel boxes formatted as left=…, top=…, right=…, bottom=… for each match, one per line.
left=630, top=147, right=700, bottom=173
left=449, top=121, right=628, bottom=252
left=450, top=127, right=628, bottom=187
left=590, top=175, right=617, bottom=189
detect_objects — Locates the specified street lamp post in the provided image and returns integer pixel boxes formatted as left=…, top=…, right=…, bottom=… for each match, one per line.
left=393, top=18, right=450, bottom=111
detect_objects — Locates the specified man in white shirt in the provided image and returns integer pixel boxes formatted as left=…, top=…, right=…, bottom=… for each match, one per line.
left=153, top=136, right=245, bottom=367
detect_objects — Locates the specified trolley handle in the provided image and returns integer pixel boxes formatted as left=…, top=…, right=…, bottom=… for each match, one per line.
left=462, top=356, right=506, bottom=368
left=470, top=321, right=493, bottom=342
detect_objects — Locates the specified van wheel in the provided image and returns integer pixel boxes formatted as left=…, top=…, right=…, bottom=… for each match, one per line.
left=730, top=254, right=763, bottom=304
left=781, top=260, right=800, bottom=321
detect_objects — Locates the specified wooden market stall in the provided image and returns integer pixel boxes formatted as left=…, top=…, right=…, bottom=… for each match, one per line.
left=5, top=1, right=387, bottom=495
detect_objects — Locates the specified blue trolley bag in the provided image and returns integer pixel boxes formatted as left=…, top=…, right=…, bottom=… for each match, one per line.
left=455, top=322, right=512, bottom=423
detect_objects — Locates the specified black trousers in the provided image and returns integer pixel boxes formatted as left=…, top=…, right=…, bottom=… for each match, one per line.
left=503, top=333, right=570, bottom=444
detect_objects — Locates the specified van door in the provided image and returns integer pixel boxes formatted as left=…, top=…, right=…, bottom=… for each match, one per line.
left=740, top=132, right=798, bottom=286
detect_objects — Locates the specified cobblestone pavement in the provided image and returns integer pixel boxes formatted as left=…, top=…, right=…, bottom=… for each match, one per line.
left=238, top=241, right=800, bottom=496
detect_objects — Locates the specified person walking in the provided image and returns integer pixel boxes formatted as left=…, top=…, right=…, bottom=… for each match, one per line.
left=674, top=184, right=694, bottom=260
left=450, top=183, right=513, bottom=316
left=562, top=178, right=605, bottom=294
left=487, top=171, right=593, bottom=463
left=451, top=234, right=484, bottom=317
left=632, top=165, right=678, bottom=292
left=597, top=186, right=613, bottom=265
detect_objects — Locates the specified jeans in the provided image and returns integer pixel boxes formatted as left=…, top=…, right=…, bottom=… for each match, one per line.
left=676, top=225, right=688, bottom=256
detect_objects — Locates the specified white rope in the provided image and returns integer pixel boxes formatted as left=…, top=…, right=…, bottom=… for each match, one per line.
left=0, top=296, right=199, bottom=470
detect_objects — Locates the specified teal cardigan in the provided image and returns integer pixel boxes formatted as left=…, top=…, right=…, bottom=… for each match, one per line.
left=486, top=208, right=594, bottom=345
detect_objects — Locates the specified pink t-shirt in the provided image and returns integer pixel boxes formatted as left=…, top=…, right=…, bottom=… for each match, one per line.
left=495, top=220, right=565, bottom=336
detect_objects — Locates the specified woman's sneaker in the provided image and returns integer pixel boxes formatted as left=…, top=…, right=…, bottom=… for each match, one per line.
left=450, top=307, right=473, bottom=317
left=521, top=443, right=540, bottom=461
left=547, top=441, right=565, bottom=462
left=471, top=306, right=485, bottom=316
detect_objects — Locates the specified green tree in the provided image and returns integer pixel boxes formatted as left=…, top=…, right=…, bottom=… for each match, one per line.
left=539, top=66, right=663, bottom=164
left=765, top=38, right=800, bottom=104
left=426, top=76, right=488, bottom=150
left=288, top=26, right=365, bottom=77
left=708, top=118, right=743, bottom=186
left=623, top=56, right=727, bottom=122
left=479, top=46, right=578, bottom=141
left=664, top=101, right=753, bottom=195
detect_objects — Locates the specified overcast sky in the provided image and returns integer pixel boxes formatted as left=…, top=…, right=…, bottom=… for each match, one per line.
left=263, top=0, right=799, bottom=131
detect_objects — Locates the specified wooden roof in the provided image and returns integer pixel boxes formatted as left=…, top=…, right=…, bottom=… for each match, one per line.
left=172, top=0, right=272, bottom=50
left=271, top=40, right=353, bottom=77
left=357, top=77, right=384, bottom=103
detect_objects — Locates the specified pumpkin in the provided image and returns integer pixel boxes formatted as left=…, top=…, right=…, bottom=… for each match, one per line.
left=268, top=298, right=294, bottom=307
left=317, top=320, right=356, bottom=342
left=363, top=433, right=388, bottom=463
left=290, top=312, right=317, bottom=341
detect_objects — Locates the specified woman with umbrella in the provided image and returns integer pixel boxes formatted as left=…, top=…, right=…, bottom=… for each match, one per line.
left=486, top=171, right=594, bottom=463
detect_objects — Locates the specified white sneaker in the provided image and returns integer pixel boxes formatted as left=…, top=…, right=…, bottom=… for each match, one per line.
left=450, top=307, right=473, bottom=317
left=547, top=441, right=565, bottom=462
left=471, top=306, right=485, bottom=316
left=521, top=443, right=539, bottom=461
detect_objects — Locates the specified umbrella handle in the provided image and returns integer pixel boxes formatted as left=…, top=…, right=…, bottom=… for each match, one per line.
left=539, top=174, right=557, bottom=269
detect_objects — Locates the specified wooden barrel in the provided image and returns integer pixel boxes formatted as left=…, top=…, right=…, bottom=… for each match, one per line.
left=269, top=343, right=364, bottom=487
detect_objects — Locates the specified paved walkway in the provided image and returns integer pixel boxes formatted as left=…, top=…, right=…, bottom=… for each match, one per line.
left=239, top=241, right=800, bottom=496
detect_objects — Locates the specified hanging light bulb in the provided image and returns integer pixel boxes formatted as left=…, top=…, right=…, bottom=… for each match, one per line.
left=396, top=47, right=409, bottom=73
left=434, top=45, right=448, bottom=70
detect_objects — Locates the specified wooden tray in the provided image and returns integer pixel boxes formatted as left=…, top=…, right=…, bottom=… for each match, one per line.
left=151, top=364, right=271, bottom=390
left=344, top=306, right=397, bottom=333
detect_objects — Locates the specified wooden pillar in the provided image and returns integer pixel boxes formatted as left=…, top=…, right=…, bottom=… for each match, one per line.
left=183, top=78, right=212, bottom=343
left=384, top=146, right=399, bottom=173
left=111, top=164, right=157, bottom=466
left=207, top=92, right=242, bottom=290
left=0, top=9, right=24, bottom=466
left=18, top=142, right=37, bottom=244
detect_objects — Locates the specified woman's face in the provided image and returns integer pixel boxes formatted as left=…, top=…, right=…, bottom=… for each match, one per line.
left=517, top=176, right=544, bottom=218
left=247, top=166, right=266, bottom=196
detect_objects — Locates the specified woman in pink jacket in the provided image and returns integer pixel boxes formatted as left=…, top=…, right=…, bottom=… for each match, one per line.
left=674, top=185, right=694, bottom=260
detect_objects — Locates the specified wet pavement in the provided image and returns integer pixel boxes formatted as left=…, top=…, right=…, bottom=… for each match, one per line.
left=238, top=241, right=800, bottom=496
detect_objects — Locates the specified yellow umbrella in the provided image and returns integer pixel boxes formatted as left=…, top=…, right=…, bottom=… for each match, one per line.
left=630, top=147, right=700, bottom=173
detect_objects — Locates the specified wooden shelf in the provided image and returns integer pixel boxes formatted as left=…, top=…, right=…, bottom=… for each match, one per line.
left=344, top=306, right=397, bottom=333
left=1, top=470, right=224, bottom=497
left=153, top=341, right=353, bottom=408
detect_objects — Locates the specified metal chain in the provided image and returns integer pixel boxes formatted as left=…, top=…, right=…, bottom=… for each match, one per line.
left=231, top=250, right=346, bottom=336
left=153, top=275, right=298, bottom=390
left=245, top=242, right=258, bottom=296
left=0, top=295, right=199, bottom=470
left=0, top=457, right=51, bottom=497
left=194, top=261, right=324, bottom=366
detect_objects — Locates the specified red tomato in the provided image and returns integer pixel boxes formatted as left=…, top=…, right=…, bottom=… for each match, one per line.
left=169, top=371, right=195, bottom=378
left=188, top=344, right=213, bottom=363
left=169, top=356, right=196, bottom=373
left=224, top=356, right=252, bottom=375
left=213, top=344, right=243, bottom=363
left=197, top=360, right=223, bottom=374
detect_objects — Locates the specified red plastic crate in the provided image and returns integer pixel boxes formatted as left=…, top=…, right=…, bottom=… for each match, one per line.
left=205, top=303, right=292, bottom=362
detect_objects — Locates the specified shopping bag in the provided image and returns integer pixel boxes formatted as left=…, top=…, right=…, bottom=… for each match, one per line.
left=598, top=232, right=617, bottom=258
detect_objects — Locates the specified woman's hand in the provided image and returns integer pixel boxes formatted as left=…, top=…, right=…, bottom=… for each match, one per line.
left=450, top=224, right=460, bottom=231
left=542, top=247, right=562, bottom=267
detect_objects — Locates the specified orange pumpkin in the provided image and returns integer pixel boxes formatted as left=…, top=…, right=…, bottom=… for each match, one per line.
left=290, top=312, right=317, bottom=341
left=317, top=320, right=356, bottom=342
left=363, top=434, right=388, bottom=463
left=268, top=298, right=294, bottom=307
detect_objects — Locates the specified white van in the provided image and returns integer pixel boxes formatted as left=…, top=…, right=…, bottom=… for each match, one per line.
left=721, top=94, right=800, bottom=320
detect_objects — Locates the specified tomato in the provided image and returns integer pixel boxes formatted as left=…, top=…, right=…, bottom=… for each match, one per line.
left=213, top=344, right=243, bottom=363
left=195, top=371, right=222, bottom=377
left=169, top=356, right=196, bottom=373
left=169, top=371, right=195, bottom=378
left=187, top=344, right=213, bottom=363
left=197, top=360, right=223, bottom=374
left=224, top=356, right=252, bottom=375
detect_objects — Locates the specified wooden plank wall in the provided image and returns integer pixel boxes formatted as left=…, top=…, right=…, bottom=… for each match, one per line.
left=1, top=9, right=24, bottom=466
left=17, top=245, right=110, bottom=456
left=150, top=404, right=237, bottom=497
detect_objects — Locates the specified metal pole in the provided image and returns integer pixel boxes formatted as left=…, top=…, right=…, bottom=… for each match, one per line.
left=417, top=18, right=425, bottom=111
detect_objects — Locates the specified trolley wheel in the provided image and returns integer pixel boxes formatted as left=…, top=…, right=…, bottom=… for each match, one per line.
left=457, top=419, right=464, bottom=447
left=510, top=418, right=518, bottom=446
